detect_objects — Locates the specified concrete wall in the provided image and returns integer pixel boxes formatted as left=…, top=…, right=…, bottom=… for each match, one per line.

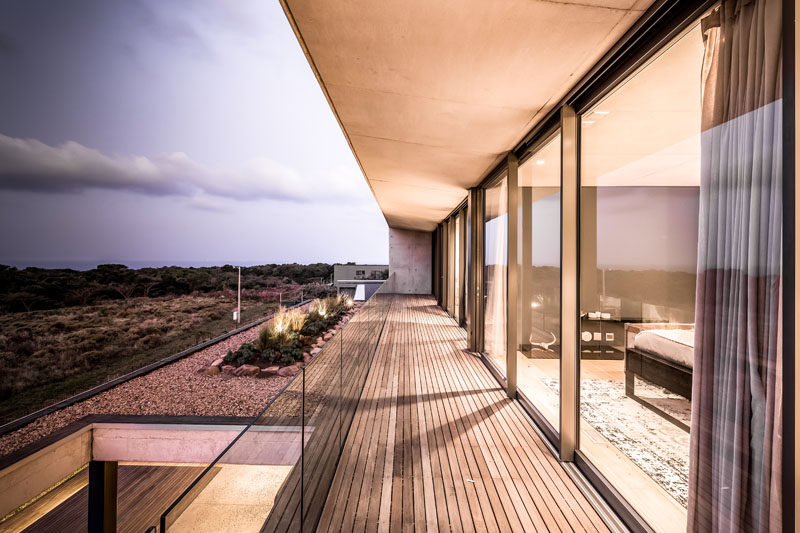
left=92, top=423, right=306, bottom=466
left=0, top=425, right=92, bottom=517
left=389, top=228, right=432, bottom=294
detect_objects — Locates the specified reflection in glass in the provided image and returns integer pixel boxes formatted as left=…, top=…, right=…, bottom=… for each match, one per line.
left=516, top=134, right=561, bottom=431
left=454, top=212, right=461, bottom=324
left=447, top=217, right=455, bottom=317
left=579, top=22, right=703, bottom=532
left=483, top=175, right=507, bottom=375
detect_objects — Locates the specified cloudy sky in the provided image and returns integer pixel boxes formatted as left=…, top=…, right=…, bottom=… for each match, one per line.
left=0, top=0, right=388, bottom=269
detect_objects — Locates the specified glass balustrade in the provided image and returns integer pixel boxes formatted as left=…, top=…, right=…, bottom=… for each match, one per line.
left=158, top=276, right=395, bottom=533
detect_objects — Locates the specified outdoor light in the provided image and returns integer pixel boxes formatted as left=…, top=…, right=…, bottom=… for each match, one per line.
left=582, top=119, right=596, bottom=125
left=535, top=160, right=545, bottom=165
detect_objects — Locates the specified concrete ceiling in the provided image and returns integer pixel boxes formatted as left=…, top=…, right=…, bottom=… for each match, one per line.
left=282, top=0, right=654, bottom=231
left=581, top=22, right=704, bottom=187
left=521, top=22, right=704, bottom=189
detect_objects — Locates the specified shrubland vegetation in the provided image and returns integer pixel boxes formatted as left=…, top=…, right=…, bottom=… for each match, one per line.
left=224, top=294, right=354, bottom=367
left=0, top=263, right=334, bottom=313
left=0, top=263, right=339, bottom=424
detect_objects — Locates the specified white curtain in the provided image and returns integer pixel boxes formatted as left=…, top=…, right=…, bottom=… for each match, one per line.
left=485, top=178, right=508, bottom=367
left=689, top=2, right=783, bottom=531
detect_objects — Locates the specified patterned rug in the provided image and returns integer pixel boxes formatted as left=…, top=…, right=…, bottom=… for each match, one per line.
left=543, top=377, right=690, bottom=507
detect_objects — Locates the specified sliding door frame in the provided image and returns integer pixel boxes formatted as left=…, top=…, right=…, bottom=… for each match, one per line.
left=785, top=0, right=797, bottom=526
left=515, top=126, right=563, bottom=449
left=442, top=0, right=794, bottom=530
left=467, top=188, right=485, bottom=352
left=458, top=207, right=468, bottom=326
left=560, top=105, right=579, bottom=462
left=478, top=167, right=510, bottom=388
left=506, top=153, right=519, bottom=398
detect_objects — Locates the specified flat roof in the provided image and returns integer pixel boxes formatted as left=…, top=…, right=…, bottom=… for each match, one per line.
left=281, top=0, right=654, bottom=231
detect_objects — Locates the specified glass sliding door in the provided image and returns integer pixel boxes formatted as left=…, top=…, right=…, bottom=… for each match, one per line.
left=578, top=22, right=703, bottom=532
left=453, top=212, right=462, bottom=324
left=447, top=217, right=456, bottom=317
left=516, top=133, right=562, bottom=432
left=483, top=174, right=508, bottom=375
left=577, top=7, right=783, bottom=531
left=459, top=206, right=467, bottom=327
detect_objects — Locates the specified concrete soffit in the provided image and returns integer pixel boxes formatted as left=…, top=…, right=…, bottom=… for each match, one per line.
left=279, top=0, right=654, bottom=231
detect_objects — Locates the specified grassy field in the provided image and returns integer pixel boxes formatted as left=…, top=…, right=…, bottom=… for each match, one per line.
left=0, top=294, right=283, bottom=424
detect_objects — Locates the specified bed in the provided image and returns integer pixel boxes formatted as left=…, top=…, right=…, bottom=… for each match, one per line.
left=624, top=323, right=694, bottom=430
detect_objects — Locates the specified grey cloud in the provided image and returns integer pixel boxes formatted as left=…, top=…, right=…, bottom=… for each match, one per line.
left=0, top=133, right=317, bottom=202
left=0, top=32, right=19, bottom=56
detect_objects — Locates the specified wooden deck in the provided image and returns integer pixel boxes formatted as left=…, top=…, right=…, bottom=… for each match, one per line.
left=18, top=464, right=207, bottom=533
left=318, top=294, right=612, bottom=533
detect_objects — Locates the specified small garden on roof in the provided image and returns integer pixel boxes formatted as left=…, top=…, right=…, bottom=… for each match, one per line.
left=200, top=294, right=358, bottom=378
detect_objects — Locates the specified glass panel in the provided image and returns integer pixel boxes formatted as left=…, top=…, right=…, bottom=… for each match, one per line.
left=162, top=371, right=304, bottom=532
left=483, top=174, right=508, bottom=375
left=578, top=23, right=703, bottom=532
left=516, top=133, right=561, bottom=432
left=582, top=10, right=783, bottom=528
left=459, top=207, right=468, bottom=326
left=162, top=282, right=395, bottom=532
left=302, top=329, right=342, bottom=530
left=447, top=217, right=456, bottom=316
left=454, top=213, right=461, bottom=324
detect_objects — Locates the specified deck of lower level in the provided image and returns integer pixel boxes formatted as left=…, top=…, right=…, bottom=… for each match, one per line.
left=318, top=294, right=612, bottom=532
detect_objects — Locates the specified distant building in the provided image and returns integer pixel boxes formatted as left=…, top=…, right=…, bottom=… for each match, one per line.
left=333, top=263, right=388, bottom=300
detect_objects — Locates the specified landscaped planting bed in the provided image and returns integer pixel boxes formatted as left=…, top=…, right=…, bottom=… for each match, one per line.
left=202, top=294, right=359, bottom=379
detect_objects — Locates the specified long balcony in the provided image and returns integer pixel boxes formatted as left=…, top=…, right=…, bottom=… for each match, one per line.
left=317, top=294, right=612, bottom=532
left=156, top=289, right=617, bottom=531
left=1, top=287, right=618, bottom=532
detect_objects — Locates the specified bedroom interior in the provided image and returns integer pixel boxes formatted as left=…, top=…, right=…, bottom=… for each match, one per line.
left=510, top=20, right=704, bottom=531
left=435, top=1, right=784, bottom=530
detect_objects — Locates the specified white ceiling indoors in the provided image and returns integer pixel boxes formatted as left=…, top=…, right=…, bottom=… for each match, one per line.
left=281, top=0, right=655, bottom=231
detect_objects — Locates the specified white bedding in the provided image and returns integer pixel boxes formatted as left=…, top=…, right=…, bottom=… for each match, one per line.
left=633, top=329, right=694, bottom=368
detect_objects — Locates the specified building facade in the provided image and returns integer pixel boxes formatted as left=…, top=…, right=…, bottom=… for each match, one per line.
left=284, top=0, right=797, bottom=531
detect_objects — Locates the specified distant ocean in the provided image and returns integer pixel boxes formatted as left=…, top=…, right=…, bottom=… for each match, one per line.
left=0, top=260, right=272, bottom=271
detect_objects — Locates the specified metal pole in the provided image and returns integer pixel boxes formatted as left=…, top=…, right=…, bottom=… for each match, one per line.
left=237, top=267, right=241, bottom=325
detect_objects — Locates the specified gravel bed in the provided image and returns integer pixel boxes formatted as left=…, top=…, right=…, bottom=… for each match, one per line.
left=0, top=322, right=291, bottom=458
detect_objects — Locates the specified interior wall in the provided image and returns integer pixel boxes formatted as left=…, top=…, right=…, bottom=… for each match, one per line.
left=389, top=227, right=433, bottom=294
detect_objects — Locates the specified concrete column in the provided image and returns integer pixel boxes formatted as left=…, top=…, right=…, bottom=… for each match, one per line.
left=388, top=228, right=433, bottom=294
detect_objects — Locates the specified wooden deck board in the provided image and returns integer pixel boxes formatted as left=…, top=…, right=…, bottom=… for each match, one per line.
left=318, top=295, right=612, bottom=533
left=20, top=464, right=206, bottom=533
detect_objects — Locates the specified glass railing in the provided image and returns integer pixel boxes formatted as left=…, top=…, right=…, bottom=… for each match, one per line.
left=158, top=276, right=394, bottom=532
